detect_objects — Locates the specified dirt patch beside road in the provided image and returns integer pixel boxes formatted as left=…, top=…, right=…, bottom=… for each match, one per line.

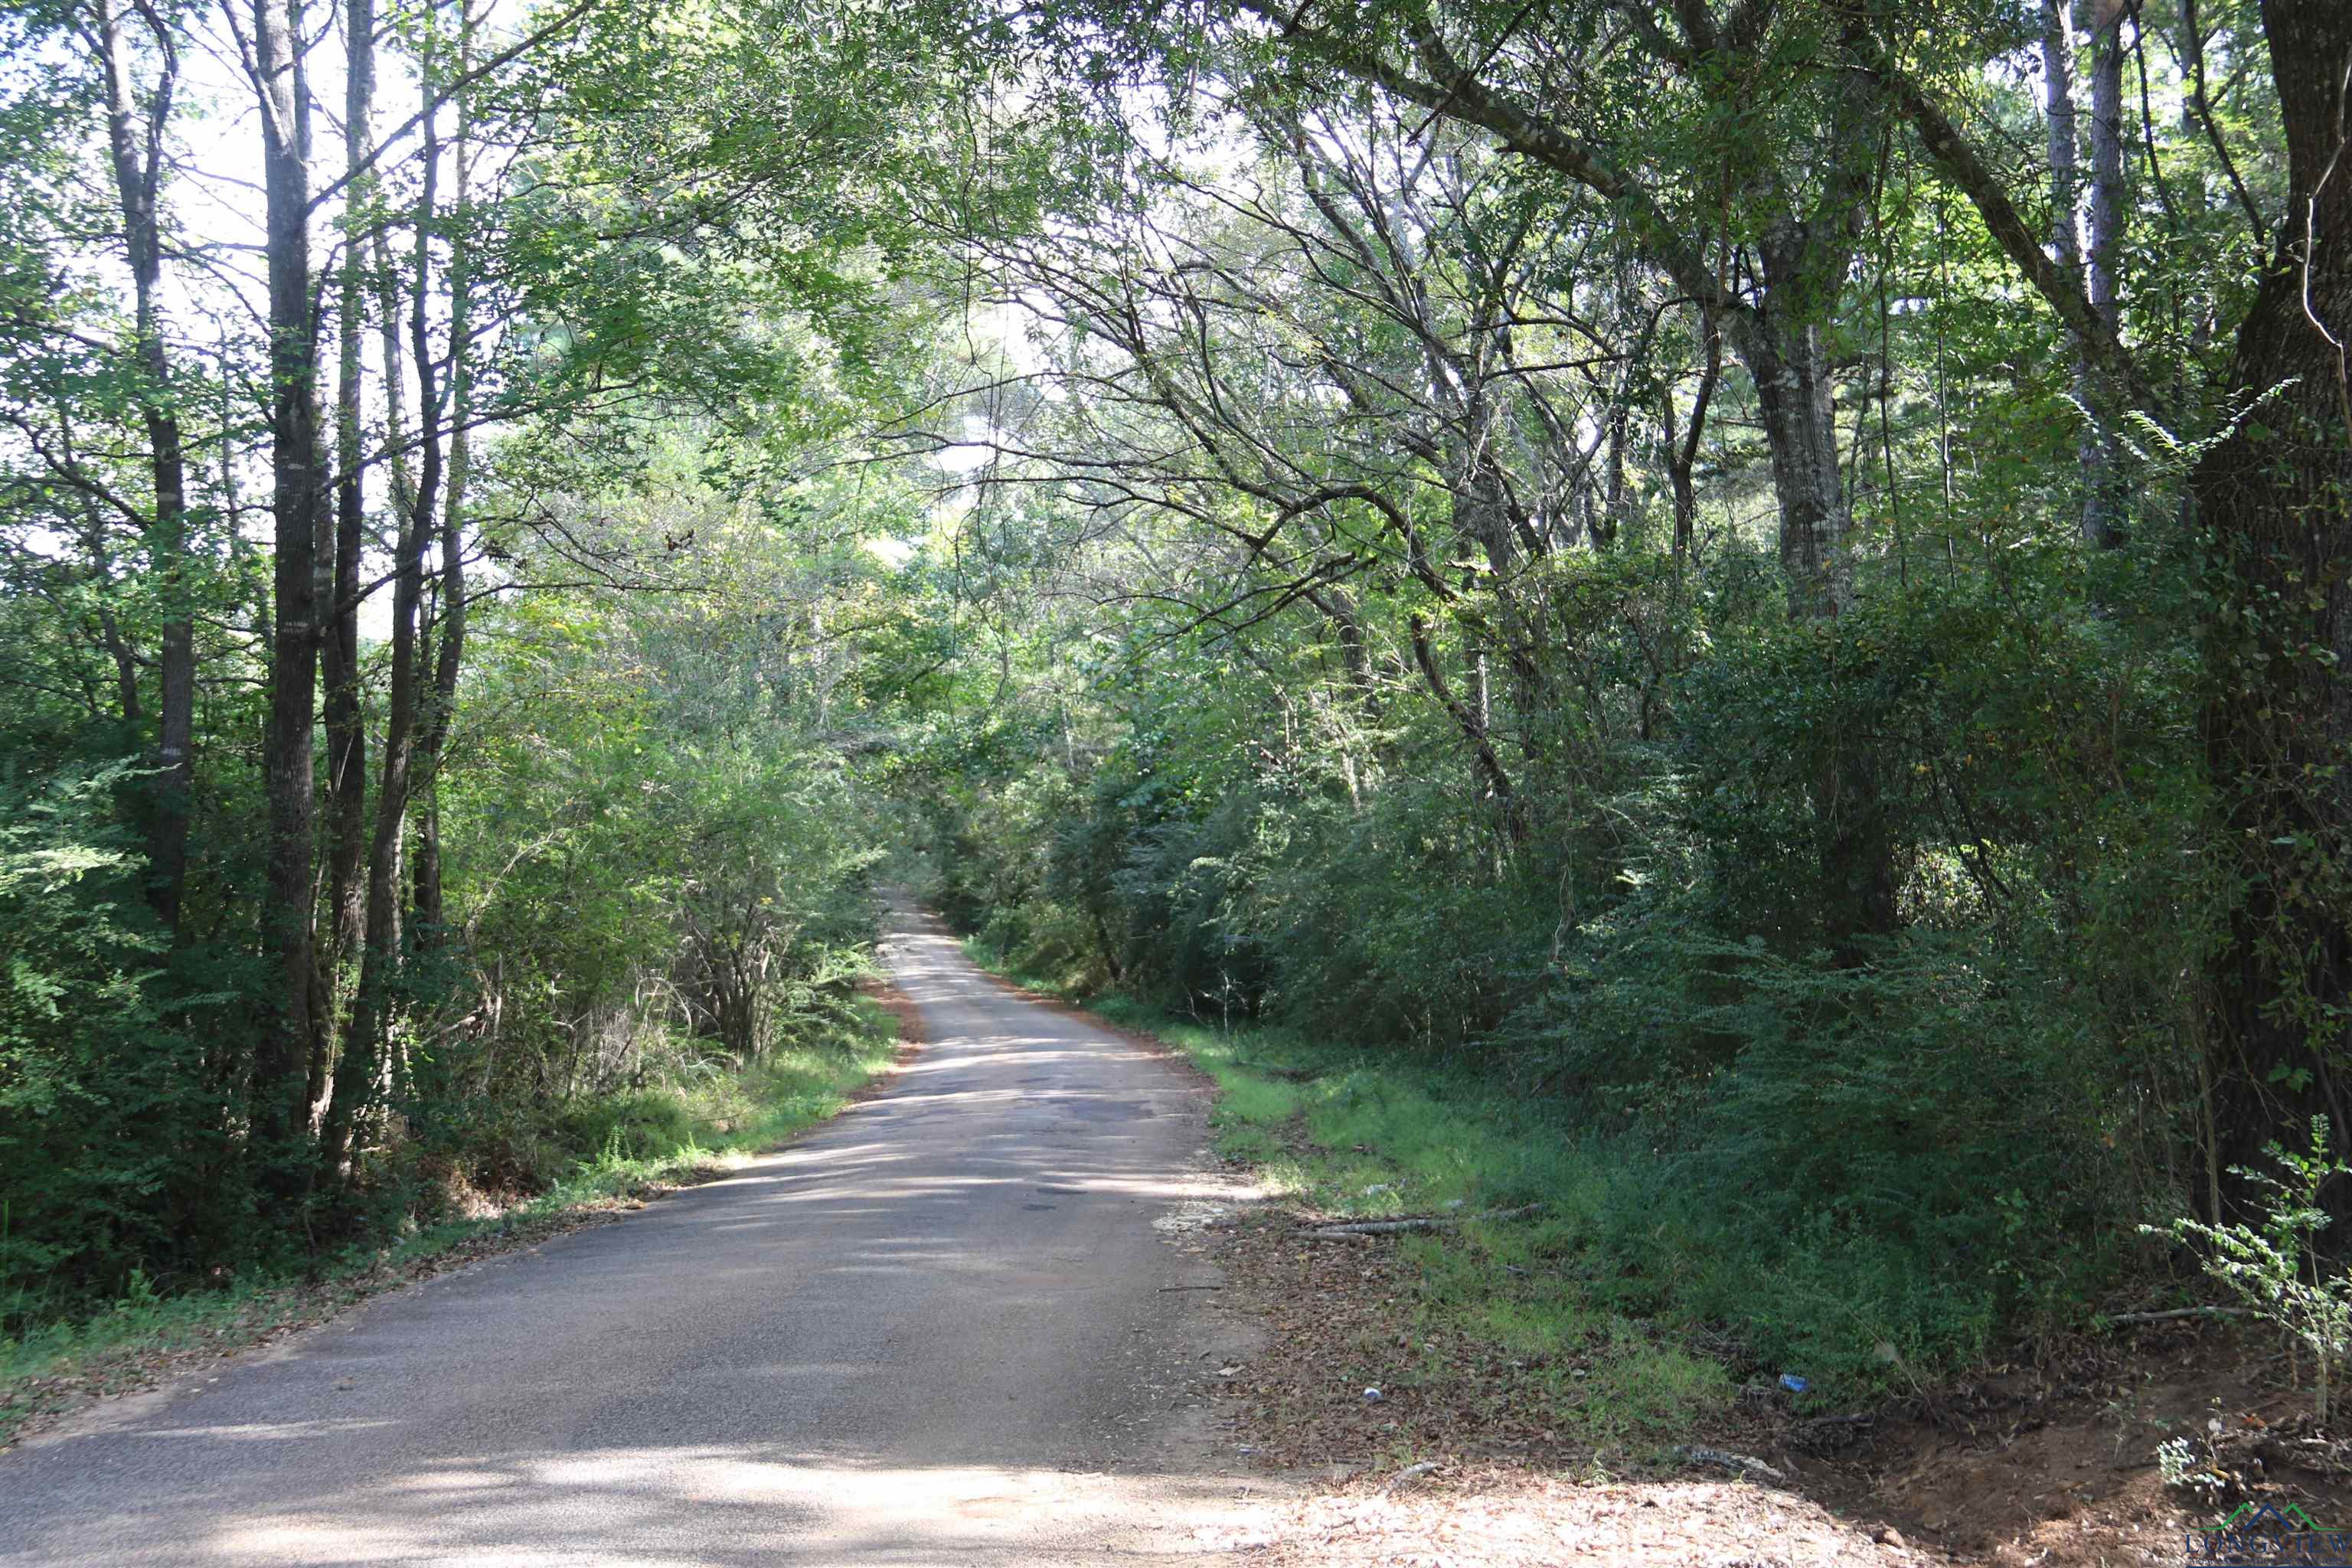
left=1194, top=1207, right=2352, bottom=1566
left=994, top=974, right=2352, bottom=1566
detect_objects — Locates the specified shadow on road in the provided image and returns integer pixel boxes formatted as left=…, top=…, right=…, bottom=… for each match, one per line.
left=0, top=909, right=1272, bottom=1565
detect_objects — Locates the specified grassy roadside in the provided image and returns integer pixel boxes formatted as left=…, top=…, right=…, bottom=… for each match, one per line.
left=0, top=993, right=907, bottom=1449
left=963, top=939, right=1746, bottom=1466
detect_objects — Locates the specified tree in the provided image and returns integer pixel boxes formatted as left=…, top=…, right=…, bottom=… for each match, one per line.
left=2191, top=0, right=2352, bottom=1213
left=322, top=0, right=482, bottom=1186
left=240, top=0, right=327, bottom=1192
left=87, top=0, right=195, bottom=933
left=1220, top=0, right=1885, bottom=621
left=320, top=0, right=381, bottom=1051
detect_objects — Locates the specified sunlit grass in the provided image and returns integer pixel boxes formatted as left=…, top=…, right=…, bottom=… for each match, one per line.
left=959, top=948, right=1735, bottom=1447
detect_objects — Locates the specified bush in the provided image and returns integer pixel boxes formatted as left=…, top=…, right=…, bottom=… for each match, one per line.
left=0, top=760, right=255, bottom=1318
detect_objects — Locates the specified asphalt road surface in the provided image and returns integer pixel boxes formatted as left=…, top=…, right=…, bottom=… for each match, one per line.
left=0, top=906, right=1266, bottom=1566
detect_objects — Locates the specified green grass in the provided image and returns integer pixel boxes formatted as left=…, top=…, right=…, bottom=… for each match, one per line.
left=969, top=929, right=2046, bottom=1412
left=0, top=998, right=901, bottom=1445
left=964, top=939, right=1739, bottom=1447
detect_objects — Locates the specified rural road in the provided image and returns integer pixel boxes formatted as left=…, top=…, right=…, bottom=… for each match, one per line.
left=0, top=906, right=1270, bottom=1565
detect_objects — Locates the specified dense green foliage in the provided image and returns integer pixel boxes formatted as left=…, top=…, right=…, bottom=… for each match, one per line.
left=925, top=535, right=2206, bottom=1385
left=2, top=0, right=2348, bottom=1405
left=0, top=499, right=897, bottom=1322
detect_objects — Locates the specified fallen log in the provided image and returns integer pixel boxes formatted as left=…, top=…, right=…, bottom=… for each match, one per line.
left=1674, top=1444, right=1788, bottom=1483
left=1296, top=1203, right=1544, bottom=1240
left=1235, top=1059, right=1321, bottom=1082
left=2106, top=1305, right=2256, bottom=1325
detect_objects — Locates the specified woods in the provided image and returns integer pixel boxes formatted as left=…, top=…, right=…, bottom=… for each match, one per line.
left=1, top=0, right=2347, bottom=1405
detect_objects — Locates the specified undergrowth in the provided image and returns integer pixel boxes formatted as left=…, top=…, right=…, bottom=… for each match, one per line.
left=969, top=932, right=2053, bottom=1441
left=969, top=936, right=1745, bottom=1445
left=0, top=997, right=900, bottom=1445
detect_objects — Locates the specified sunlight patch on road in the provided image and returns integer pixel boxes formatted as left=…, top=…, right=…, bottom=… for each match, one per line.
left=204, top=1452, right=1280, bottom=1565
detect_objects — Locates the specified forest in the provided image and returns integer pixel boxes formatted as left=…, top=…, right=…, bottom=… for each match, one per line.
left=0, top=0, right=2347, bottom=1414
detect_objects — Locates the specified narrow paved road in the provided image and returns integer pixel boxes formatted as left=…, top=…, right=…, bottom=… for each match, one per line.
left=0, top=907, right=1265, bottom=1565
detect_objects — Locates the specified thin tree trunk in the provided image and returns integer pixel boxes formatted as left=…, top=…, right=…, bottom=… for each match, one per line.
left=252, top=0, right=323, bottom=1196
left=1303, top=585, right=1377, bottom=714
left=1601, top=399, right=1631, bottom=550
left=2193, top=0, right=2352, bottom=1217
left=321, top=54, right=448, bottom=1187
left=2043, top=0, right=2084, bottom=273
left=70, top=492, right=144, bottom=722
left=1663, top=304, right=1722, bottom=566
left=1408, top=611, right=1521, bottom=839
left=321, top=0, right=377, bottom=1067
left=1596, top=292, right=1663, bottom=551
left=91, top=0, right=194, bottom=935
left=98, top=608, right=142, bottom=723
left=413, top=24, right=473, bottom=947
left=2080, top=0, right=2129, bottom=547
left=2046, top=0, right=2117, bottom=551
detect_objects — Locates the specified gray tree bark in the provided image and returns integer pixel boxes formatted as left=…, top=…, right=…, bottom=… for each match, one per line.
left=2079, top=0, right=2128, bottom=548
left=2041, top=0, right=2083, bottom=273
left=413, top=31, right=475, bottom=947
left=320, top=0, right=378, bottom=1085
left=251, top=0, right=325, bottom=1194
left=91, top=0, right=194, bottom=935
left=322, top=54, right=449, bottom=1186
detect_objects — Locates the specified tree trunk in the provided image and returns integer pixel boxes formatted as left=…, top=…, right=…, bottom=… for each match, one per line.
left=2194, top=0, right=2352, bottom=1214
left=2079, top=0, right=2128, bottom=548
left=1736, top=301, right=1855, bottom=621
left=318, top=519, right=419, bottom=1183
left=1596, top=292, right=1663, bottom=552
left=2046, top=0, right=2127, bottom=550
left=2042, top=0, right=2083, bottom=273
left=253, top=0, right=322, bottom=1195
left=321, top=0, right=377, bottom=1061
left=97, top=608, right=142, bottom=723
left=1408, top=611, right=1522, bottom=839
left=91, top=0, right=194, bottom=936
left=1276, top=2, right=1876, bottom=614
left=321, top=60, right=449, bottom=1187
left=1662, top=304, right=1722, bottom=566
left=413, top=39, right=474, bottom=949
left=1738, top=233, right=1896, bottom=955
